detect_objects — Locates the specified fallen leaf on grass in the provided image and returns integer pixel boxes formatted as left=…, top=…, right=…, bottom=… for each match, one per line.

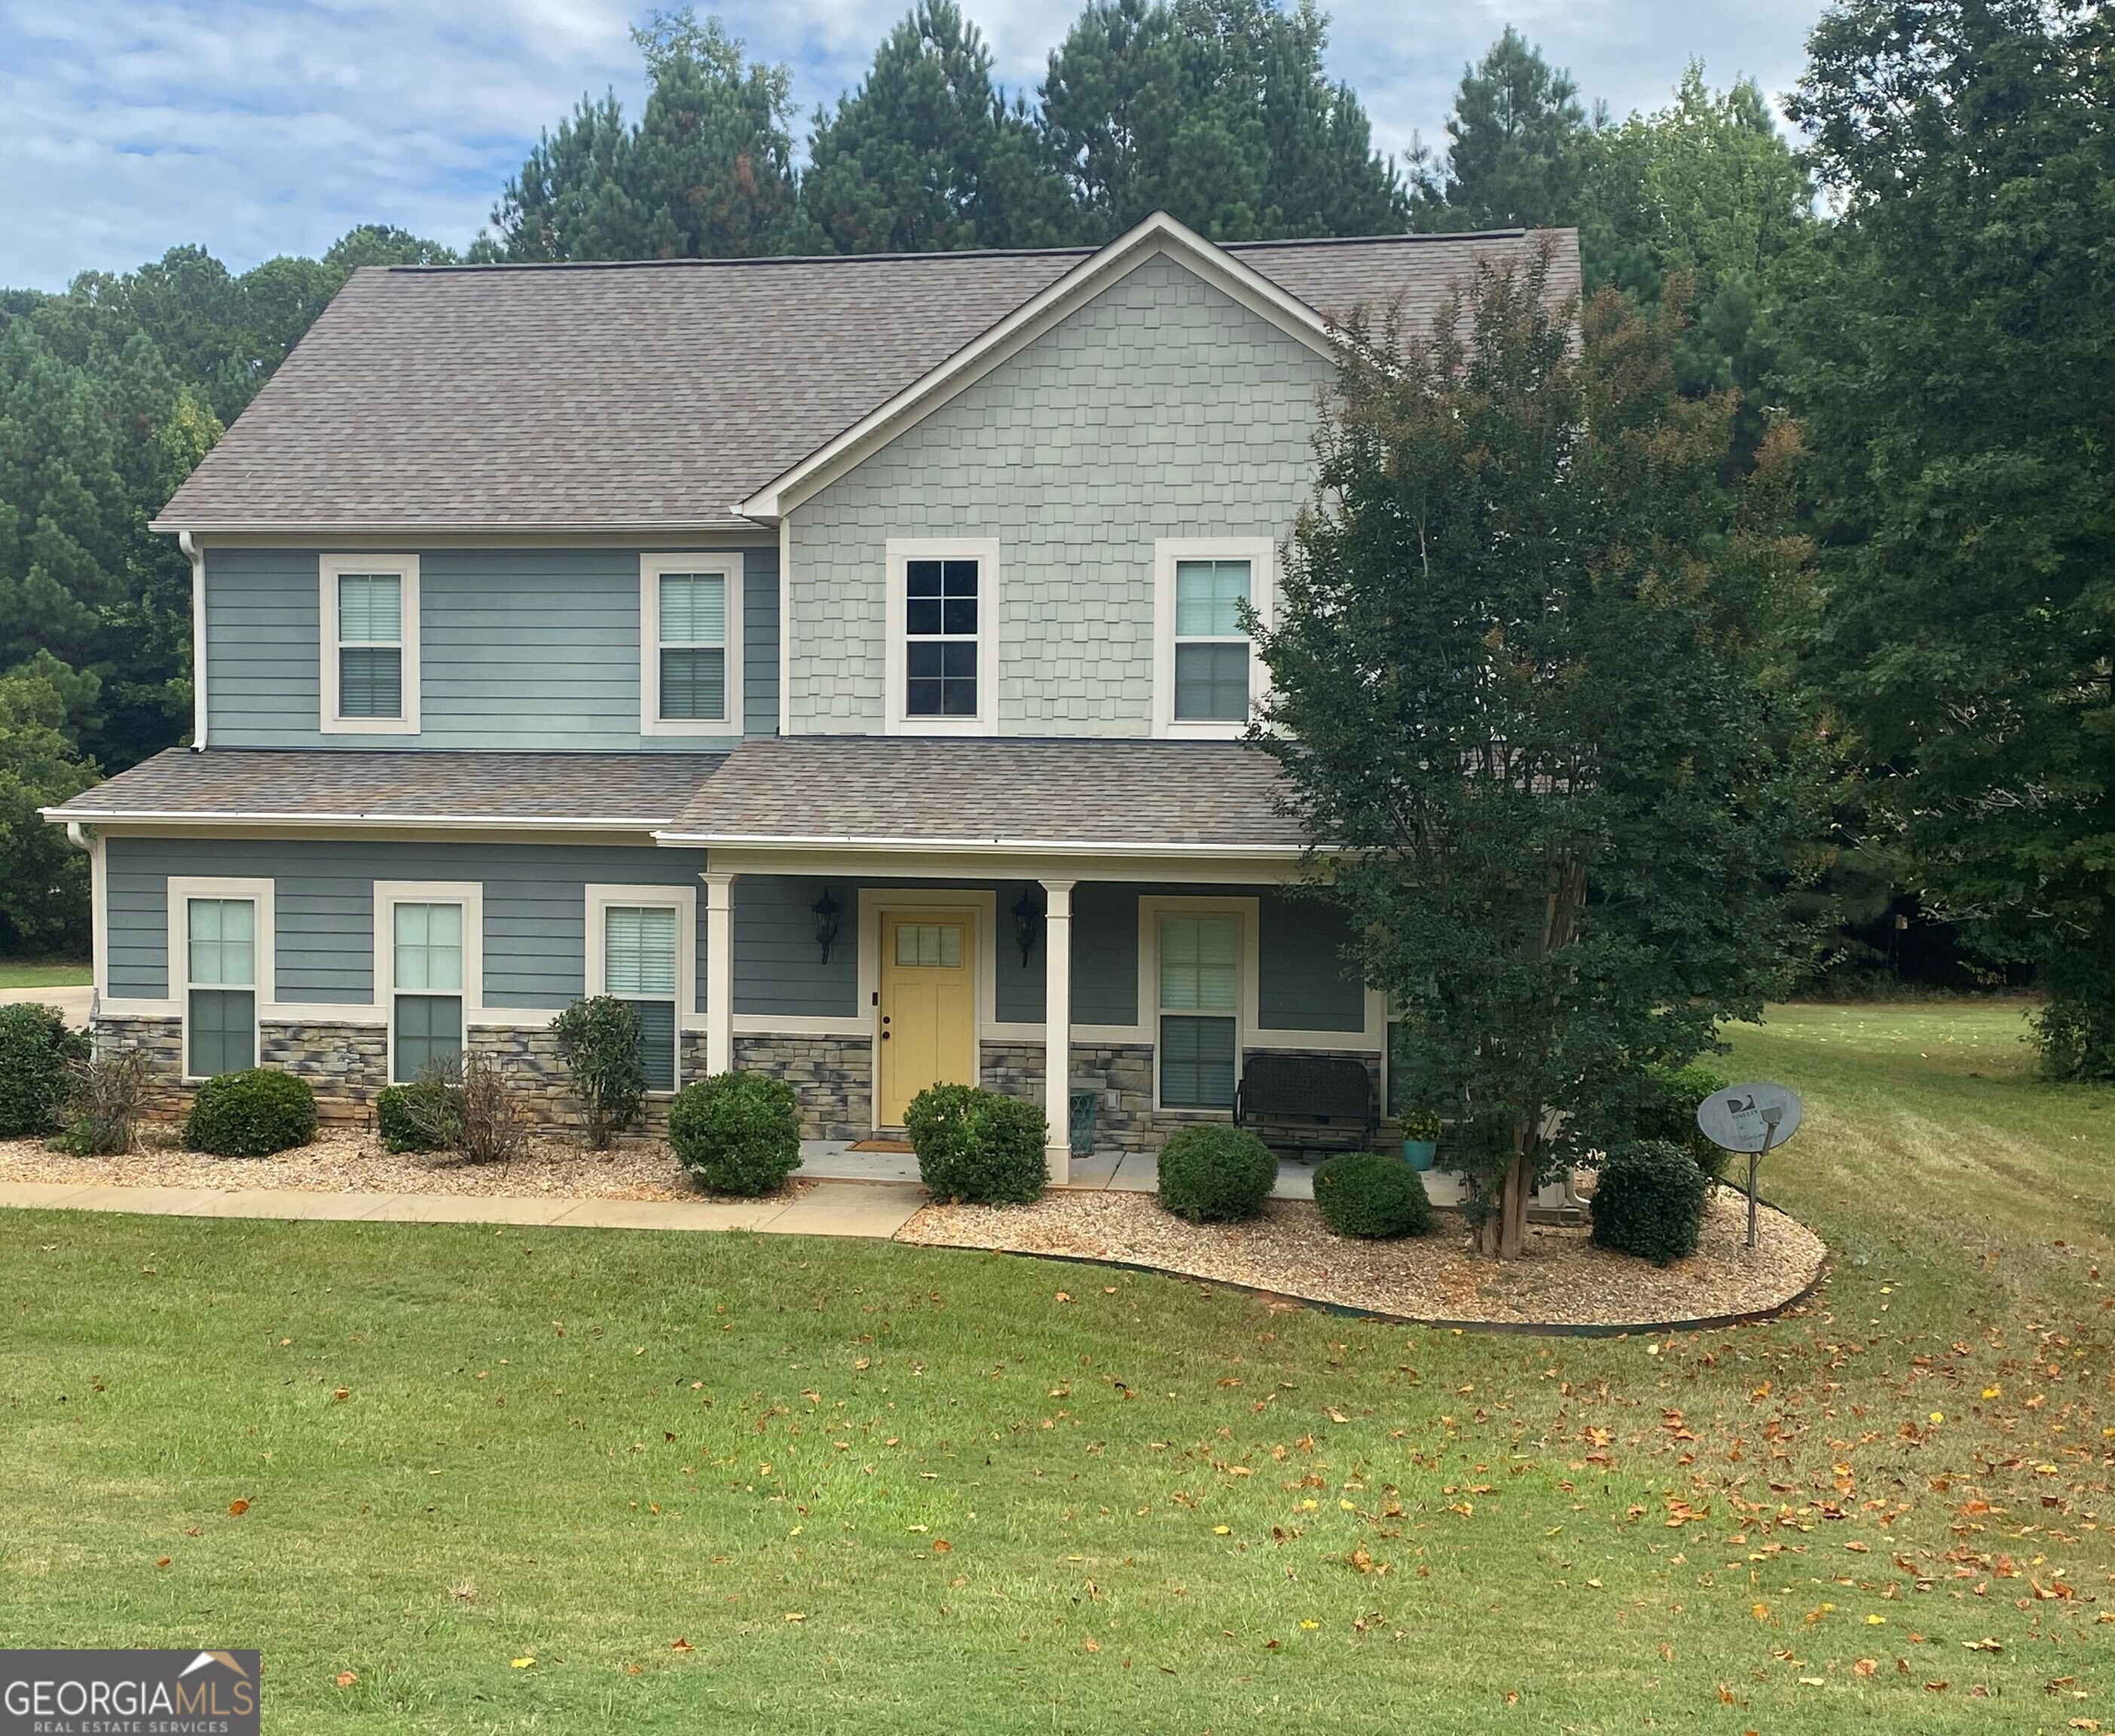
left=1963, top=1638, right=2003, bottom=1652
left=1326, top=1408, right=1349, bottom=1424
left=154, top=1557, right=170, bottom=1569
left=932, top=1539, right=952, bottom=1554
left=511, top=1658, right=534, bottom=1669
left=332, top=1389, right=350, bottom=1402
left=334, top=1670, right=357, bottom=1688
left=1082, top=1640, right=1100, bottom=1653
left=669, top=1638, right=692, bottom=1652
left=783, top=1612, right=806, bottom=1623
left=1854, top=1659, right=1878, bottom=1679
left=226, top=1499, right=249, bottom=1516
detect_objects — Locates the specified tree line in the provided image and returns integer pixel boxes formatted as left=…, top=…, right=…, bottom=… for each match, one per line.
left=0, top=0, right=2106, bottom=1079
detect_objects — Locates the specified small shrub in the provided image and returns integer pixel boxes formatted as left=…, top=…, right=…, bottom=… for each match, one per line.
left=55, top=1048, right=154, bottom=1156
left=402, top=1053, right=527, bottom=1166
left=668, top=1071, right=802, bottom=1195
left=185, top=1068, right=317, bottom=1157
left=0, top=1001, right=90, bottom=1137
left=1637, top=1060, right=1734, bottom=1179
left=1313, top=1150, right=1434, bottom=1239
left=376, top=1080, right=454, bottom=1153
left=905, top=1083, right=1047, bottom=1205
left=1590, top=1138, right=1712, bottom=1266
left=551, top=995, right=647, bottom=1149
left=1157, top=1123, right=1276, bottom=1223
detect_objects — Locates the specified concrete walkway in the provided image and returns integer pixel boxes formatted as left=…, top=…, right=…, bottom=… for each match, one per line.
left=0, top=1177, right=930, bottom=1238
left=0, top=984, right=90, bottom=1025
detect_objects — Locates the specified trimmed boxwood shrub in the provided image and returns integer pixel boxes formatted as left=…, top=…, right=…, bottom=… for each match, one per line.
left=376, top=1080, right=454, bottom=1153
left=1637, top=1060, right=1733, bottom=1179
left=0, top=1001, right=90, bottom=1137
left=906, top=1083, right=1047, bottom=1205
left=1157, top=1123, right=1276, bottom=1223
left=668, top=1071, right=802, bottom=1195
left=1313, top=1150, right=1435, bottom=1239
left=1590, top=1138, right=1712, bottom=1266
left=185, top=1068, right=318, bottom=1157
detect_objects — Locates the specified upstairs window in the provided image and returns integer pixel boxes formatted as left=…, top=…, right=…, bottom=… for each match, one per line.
left=886, top=539, right=999, bottom=735
left=321, top=556, right=419, bottom=733
left=1173, top=559, right=1252, bottom=721
left=905, top=559, right=979, bottom=718
left=641, top=556, right=741, bottom=734
left=1154, top=539, right=1273, bottom=738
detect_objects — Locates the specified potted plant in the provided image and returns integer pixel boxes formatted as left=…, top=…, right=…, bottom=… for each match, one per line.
left=1401, top=1108, right=1441, bottom=1170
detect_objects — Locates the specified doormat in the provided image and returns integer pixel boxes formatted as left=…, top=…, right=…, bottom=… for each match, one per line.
left=848, top=1139, right=916, bottom=1154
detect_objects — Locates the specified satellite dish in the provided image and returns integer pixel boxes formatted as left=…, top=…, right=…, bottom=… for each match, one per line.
left=1695, top=1081, right=1803, bottom=1252
left=1697, top=1081, right=1803, bottom=1154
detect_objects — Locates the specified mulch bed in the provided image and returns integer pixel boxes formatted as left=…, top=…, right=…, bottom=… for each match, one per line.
left=0, top=1128, right=706, bottom=1201
left=895, top=1185, right=1826, bottom=1330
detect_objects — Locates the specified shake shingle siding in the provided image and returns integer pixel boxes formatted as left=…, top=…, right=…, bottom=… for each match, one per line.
left=787, top=255, right=1331, bottom=735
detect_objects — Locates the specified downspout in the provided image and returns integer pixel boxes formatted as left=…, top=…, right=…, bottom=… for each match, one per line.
left=64, top=821, right=102, bottom=1025
left=180, top=530, right=206, bottom=750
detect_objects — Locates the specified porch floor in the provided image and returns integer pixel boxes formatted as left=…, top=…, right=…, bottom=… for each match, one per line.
left=797, top=1140, right=1319, bottom=1200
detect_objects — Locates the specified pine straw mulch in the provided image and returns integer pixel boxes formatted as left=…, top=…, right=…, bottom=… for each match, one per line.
left=895, top=1184, right=1826, bottom=1330
left=0, top=1126, right=714, bottom=1201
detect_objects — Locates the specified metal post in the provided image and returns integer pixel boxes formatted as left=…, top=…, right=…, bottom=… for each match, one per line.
left=1748, top=1108, right=1782, bottom=1251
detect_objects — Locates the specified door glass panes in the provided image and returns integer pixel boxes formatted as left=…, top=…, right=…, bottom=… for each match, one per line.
left=337, top=573, right=402, bottom=718
left=1172, top=559, right=1252, bottom=723
left=186, top=897, right=256, bottom=1077
left=1160, top=914, right=1238, bottom=1108
left=606, top=905, right=679, bottom=1091
left=659, top=573, right=726, bottom=721
left=894, top=923, right=963, bottom=968
left=393, top=902, right=464, bottom=1081
left=905, top=559, right=978, bottom=717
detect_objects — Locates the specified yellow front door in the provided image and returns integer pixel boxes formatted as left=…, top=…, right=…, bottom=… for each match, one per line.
left=879, top=911, right=977, bottom=1126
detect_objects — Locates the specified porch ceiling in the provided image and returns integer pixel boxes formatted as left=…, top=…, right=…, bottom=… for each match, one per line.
left=659, top=735, right=1310, bottom=856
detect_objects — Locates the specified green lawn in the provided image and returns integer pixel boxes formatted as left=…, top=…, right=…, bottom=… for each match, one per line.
left=0, top=958, right=89, bottom=989
left=3, top=1000, right=2110, bottom=1733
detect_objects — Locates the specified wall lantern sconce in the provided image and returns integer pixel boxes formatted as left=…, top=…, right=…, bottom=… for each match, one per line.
left=1011, top=888, right=1044, bottom=967
left=811, top=887, right=841, bottom=964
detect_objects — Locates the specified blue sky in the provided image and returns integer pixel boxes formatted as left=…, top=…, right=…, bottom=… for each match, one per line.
left=2, top=0, right=1829, bottom=291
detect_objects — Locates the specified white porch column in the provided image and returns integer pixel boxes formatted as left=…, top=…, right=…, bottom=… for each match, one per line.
left=704, top=871, right=735, bottom=1076
left=1041, top=877, right=1075, bottom=1186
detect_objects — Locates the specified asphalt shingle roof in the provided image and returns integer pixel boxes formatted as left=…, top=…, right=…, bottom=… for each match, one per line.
left=47, top=749, right=720, bottom=828
left=154, top=228, right=1578, bottom=534
left=662, top=736, right=1307, bottom=851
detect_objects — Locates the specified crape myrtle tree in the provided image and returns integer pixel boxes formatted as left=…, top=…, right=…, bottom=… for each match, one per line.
left=1786, top=0, right=2115, bottom=1077
left=1255, top=249, right=1816, bottom=1257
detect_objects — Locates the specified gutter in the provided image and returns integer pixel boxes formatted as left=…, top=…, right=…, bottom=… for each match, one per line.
left=39, top=807, right=680, bottom=834
left=180, top=531, right=206, bottom=750
left=63, top=822, right=100, bottom=1022
left=652, top=830, right=1313, bottom=857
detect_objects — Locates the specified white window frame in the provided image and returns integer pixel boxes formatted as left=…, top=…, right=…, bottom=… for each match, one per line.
left=1139, top=894, right=1258, bottom=1113
left=168, top=876, right=275, bottom=1083
left=319, top=554, right=420, bottom=735
left=374, top=881, right=483, bottom=1085
left=640, top=554, right=744, bottom=736
left=585, top=884, right=698, bottom=1093
left=884, top=536, right=1001, bottom=737
left=1151, top=537, right=1276, bottom=739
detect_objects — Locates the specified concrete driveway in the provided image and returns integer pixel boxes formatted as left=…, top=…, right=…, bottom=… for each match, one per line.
left=0, top=984, right=91, bottom=1026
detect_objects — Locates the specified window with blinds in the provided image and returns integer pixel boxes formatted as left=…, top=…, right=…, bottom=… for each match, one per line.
left=604, top=904, right=678, bottom=1090
left=336, top=573, right=403, bottom=720
left=1158, top=914, right=1239, bottom=1108
left=657, top=572, right=727, bottom=723
left=185, top=897, right=255, bottom=1077
left=1172, top=559, right=1252, bottom=723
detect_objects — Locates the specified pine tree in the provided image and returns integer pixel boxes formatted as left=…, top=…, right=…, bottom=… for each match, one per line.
left=1415, top=27, right=1589, bottom=231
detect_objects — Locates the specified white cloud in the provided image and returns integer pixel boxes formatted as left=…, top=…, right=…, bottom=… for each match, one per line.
left=0, top=0, right=1826, bottom=290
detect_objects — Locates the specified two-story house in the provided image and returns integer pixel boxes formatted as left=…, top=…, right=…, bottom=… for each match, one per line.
left=47, top=212, right=1579, bottom=1182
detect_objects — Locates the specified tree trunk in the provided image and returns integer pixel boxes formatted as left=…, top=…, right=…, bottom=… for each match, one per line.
left=1473, top=1122, right=1539, bottom=1258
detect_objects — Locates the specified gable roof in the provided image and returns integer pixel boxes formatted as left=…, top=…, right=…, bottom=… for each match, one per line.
left=154, top=221, right=1579, bottom=537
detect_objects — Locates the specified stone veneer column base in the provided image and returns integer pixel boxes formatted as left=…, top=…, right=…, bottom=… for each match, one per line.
left=732, top=1034, right=872, bottom=1142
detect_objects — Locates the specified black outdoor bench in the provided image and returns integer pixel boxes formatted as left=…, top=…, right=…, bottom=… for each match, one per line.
left=1233, top=1053, right=1378, bottom=1154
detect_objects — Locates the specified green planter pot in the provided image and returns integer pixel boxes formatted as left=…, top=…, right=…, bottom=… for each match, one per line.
left=1401, top=1138, right=1438, bottom=1171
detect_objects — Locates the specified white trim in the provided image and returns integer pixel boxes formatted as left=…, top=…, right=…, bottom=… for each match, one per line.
left=1139, top=894, right=1256, bottom=1113
left=730, top=1013, right=868, bottom=1038
left=738, top=212, right=1337, bottom=521
left=654, top=831, right=1306, bottom=860
left=1041, top=877, right=1074, bottom=1183
left=1152, top=537, right=1276, bottom=739
left=883, top=538, right=1001, bottom=737
left=695, top=845, right=1309, bottom=888
left=50, top=808, right=674, bottom=836
left=319, top=555, right=420, bottom=735
left=264, top=1002, right=387, bottom=1026
left=703, top=873, right=734, bottom=1075
left=585, top=882, right=698, bottom=1091
left=74, top=824, right=108, bottom=1016
left=99, top=996, right=181, bottom=1020
left=374, top=880, right=483, bottom=1084
left=640, top=554, right=744, bottom=736
left=777, top=519, right=792, bottom=738
left=167, top=876, right=275, bottom=1082
left=181, top=532, right=206, bottom=750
